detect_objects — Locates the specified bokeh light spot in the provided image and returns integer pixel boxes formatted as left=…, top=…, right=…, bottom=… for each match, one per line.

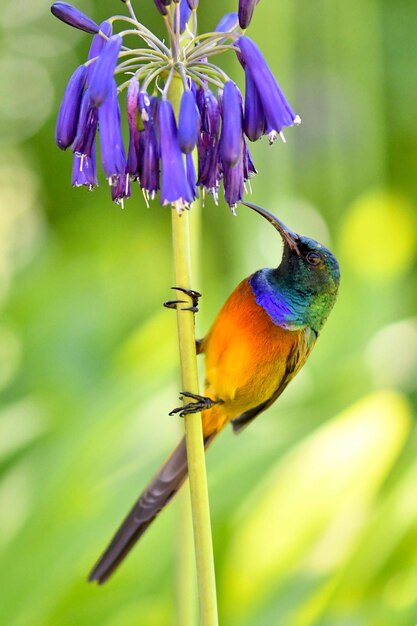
left=340, top=190, right=416, bottom=280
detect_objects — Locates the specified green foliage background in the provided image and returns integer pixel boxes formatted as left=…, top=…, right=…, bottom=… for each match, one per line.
left=1, top=0, right=416, bottom=624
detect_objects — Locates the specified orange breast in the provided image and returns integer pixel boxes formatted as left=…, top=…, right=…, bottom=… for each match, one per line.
left=201, top=277, right=301, bottom=426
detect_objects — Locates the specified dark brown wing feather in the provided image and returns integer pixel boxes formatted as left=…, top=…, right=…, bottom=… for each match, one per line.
left=89, top=433, right=216, bottom=584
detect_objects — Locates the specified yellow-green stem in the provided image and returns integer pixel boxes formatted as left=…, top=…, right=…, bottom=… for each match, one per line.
left=169, top=78, right=219, bottom=626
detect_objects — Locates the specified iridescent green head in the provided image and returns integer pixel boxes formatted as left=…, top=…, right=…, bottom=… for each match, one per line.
left=244, top=202, right=340, bottom=333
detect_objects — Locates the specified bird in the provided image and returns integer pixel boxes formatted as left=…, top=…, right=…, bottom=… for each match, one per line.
left=89, top=201, right=340, bottom=584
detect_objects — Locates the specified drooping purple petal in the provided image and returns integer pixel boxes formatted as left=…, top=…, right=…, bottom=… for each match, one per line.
left=158, top=99, right=193, bottom=210
left=51, top=2, right=99, bottom=34
left=243, top=139, right=257, bottom=180
left=126, top=77, right=140, bottom=178
left=238, top=0, right=260, bottom=29
left=197, top=88, right=221, bottom=195
left=243, top=66, right=265, bottom=141
left=178, top=89, right=199, bottom=154
left=89, top=35, right=122, bottom=107
left=111, top=173, right=131, bottom=205
left=220, top=81, right=243, bottom=167
left=137, top=92, right=160, bottom=198
left=238, top=36, right=300, bottom=136
left=98, top=80, right=126, bottom=180
left=180, top=0, right=192, bottom=33
left=87, top=21, right=113, bottom=83
left=72, top=145, right=98, bottom=189
left=223, top=146, right=244, bottom=212
left=72, top=88, right=98, bottom=157
left=55, top=64, right=87, bottom=150
left=215, top=12, right=238, bottom=33
left=185, top=153, right=197, bottom=199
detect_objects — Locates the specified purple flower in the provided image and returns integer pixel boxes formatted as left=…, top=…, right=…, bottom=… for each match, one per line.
left=72, top=88, right=98, bottom=157
left=126, top=78, right=140, bottom=178
left=154, top=0, right=171, bottom=15
left=243, top=139, right=257, bottom=180
left=72, top=147, right=98, bottom=189
left=98, top=80, right=127, bottom=183
left=111, top=173, right=131, bottom=206
left=55, top=64, right=87, bottom=150
left=179, top=0, right=192, bottom=33
left=214, top=12, right=238, bottom=33
left=223, top=137, right=256, bottom=211
left=197, top=88, right=221, bottom=196
left=87, top=21, right=113, bottom=83
left=238, top=36, right=300, bottom=141
left=223, top=146, right=244, bottom=212
left=243, top=66, right=265, bottom=141
left=220, top=81, right=243, bottom=167
left=51, top=2, right=99, bottom=34
left=138, top=92, right=160, bottom=199
left=238, top=0, right=260, bottom=29
left=158, top=99, right=193, bottom=210
left=187, top=0, right=198, bottom=8
left=178, top=90, right=199, bottom=154
left=89, top=35, right=122, bottom=107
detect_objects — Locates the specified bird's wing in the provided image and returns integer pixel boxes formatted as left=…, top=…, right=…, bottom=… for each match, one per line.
left=231, top=327, right=317, bottom=434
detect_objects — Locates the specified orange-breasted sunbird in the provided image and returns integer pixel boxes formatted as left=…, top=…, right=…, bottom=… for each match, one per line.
left=89, top=202, right=340, bottom=583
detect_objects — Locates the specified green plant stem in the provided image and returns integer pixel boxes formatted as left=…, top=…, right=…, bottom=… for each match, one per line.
left=169, top=77, right=219, bottom=626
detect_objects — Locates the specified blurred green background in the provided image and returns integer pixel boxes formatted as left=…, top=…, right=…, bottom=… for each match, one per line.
left=1, top=0, right=417, bottom=625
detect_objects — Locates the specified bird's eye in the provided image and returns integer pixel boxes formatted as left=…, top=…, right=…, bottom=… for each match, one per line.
left=306, top=251, right=321, bottom=266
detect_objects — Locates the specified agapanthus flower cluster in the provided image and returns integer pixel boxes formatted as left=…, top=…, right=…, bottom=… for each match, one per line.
left=52, top=0, right=300, bottom=212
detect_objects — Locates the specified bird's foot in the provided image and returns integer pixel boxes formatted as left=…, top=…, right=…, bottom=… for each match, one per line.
left=163, top=287, right=202, bottom=313
left=169, top=392, right=221, bottom=417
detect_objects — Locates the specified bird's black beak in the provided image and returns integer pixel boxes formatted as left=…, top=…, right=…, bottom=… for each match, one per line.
left=242, top=201, right=300, bottom=255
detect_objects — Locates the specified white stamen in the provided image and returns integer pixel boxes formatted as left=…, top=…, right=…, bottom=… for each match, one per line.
left=142, top=188, right=150, bottom=208
left=293, top=114, right=302, bottom=125
left=279, top=131, right=286, bottom=143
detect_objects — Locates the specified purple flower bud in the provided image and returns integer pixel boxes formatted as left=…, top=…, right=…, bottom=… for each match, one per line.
left=220, top=81, right=243, bottom=167
left=55, top=64, right=87, bottom=150
left=178, top=90, right=198, bottom=154
left=98, top=80, right=126, bottom=181
left=238, top=0, right=260, bottom=29
left=51, top=2, right=99, bottom=34
left=158, top=99, right=193, bottom=210
left=238, top=36, right=300, bottom=136
left=154, top=0, right=171, bottom=15
left=180, top=0, right=192, bottom=33
left=215, top=12, right=238, bottom=33
left=243, top=66, right=265, bottom=141
left=87, top=21, right=112, bottom=83
left=72, top=88, right=98, bottom=157
left=89, top=35, right=122, bottom=107
left=72, top=146, right=98, bottom=189
left=126, top=78, right=140, bottom=178
left=185, top=153, right=197, bottom=199
left=187, top=0, right=198, bottom=8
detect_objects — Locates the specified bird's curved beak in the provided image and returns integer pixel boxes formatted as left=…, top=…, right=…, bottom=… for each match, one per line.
left=242, top=201, right=300, bottom=255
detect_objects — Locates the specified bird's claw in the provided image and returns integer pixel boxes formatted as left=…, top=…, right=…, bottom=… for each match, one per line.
left=169, top=392, right=219, bottom=417
left=163, top=287, right=202, bottom=313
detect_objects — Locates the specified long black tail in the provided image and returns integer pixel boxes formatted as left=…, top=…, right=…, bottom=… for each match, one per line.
left=89, top=435, right=211, bottom=584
